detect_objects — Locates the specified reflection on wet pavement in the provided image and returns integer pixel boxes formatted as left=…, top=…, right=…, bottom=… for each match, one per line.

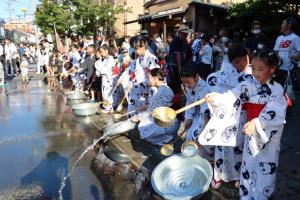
left=0, top=78, right=105, bottom=199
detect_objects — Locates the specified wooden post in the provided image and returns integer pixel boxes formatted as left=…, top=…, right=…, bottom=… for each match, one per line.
left=163, top=19, right=167, bottom=43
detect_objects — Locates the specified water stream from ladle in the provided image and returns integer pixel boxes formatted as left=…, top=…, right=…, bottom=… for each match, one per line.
left=58, top=135, right=106, bottom=200
left=58, top=116, right=113, bottom=200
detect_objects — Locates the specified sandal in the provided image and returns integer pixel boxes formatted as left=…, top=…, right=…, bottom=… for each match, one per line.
left=210, top=179, right=223, bottom=189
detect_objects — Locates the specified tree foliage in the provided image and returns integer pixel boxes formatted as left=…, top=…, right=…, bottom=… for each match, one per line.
left=227, top=0, right=300, bottom=40
left=35, top=0, right=126, bottom=37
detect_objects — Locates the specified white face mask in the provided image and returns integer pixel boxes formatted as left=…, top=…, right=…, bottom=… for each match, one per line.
left=221, top=37, right=228, bottom=43
left=253, top=29, right=261, bottom=34
left=257, top=43, right=264, bottom=49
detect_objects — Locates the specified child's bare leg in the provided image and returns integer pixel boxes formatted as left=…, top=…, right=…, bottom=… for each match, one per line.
left=91, top=90, right=95, bottom=100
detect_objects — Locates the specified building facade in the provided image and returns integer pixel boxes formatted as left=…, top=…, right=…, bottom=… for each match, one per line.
left=113, top=0, right=147, bottom=37
left=126, top=0, right=245, bottom=40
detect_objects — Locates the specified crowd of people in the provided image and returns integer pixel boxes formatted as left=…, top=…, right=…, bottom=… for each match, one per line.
left=1, top=16, right=300, bottom=200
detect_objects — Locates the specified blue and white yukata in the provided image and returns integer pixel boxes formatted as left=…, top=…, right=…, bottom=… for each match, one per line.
left=199, top=78, right=287, bottom=200
left=185, top=78, right=210, bottom=141
left=128, top=50, right=160, bottom=114
left=95, top=56, right=115, bottom=110
left=138, top=84, right=180, bottom=146
left=207, top=62, right=252, bottom=182
left=184, top=78, right=213, bottom=160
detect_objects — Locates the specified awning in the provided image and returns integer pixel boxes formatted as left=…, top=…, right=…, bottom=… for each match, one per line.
left=190, top=0, right=228, bottom=11
left=152, top=7, right=186, bottom=19
left=124, top=14, right=152, bottom=25
left=123, top=19, right=139, bottom=25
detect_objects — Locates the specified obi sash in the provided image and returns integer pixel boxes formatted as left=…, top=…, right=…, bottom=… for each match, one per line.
left=245, top=103, right=266, bottom=121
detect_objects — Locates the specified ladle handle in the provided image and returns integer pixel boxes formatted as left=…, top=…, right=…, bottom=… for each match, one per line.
left=117, top=110, right=136, bottom=118
left=175, top=98, right=206, bottom=114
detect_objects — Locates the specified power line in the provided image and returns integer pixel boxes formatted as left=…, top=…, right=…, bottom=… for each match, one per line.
left=6, top=0, right=16, bottom=21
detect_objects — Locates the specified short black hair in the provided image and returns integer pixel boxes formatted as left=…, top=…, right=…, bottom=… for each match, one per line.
left=71, top=44, right=79, bottom=49
left=149, top=68, right=164, bottom=81
left=180, top=63, right=198, bottom=78
left=87, top=44, right=95, bottom=49
left=228, top=43, right=249, bottom=63
left=134, top=38, right=148, bottom=50
left=99, top=44, right=109, bottom=51
left=64, top=62, right=73, bottom=70
left=286, top=17, right=297, bottom=31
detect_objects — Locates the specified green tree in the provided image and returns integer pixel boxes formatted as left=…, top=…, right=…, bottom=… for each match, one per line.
left=35, top=0, right=126, bottom=37
left=227, top=0, right=300, bottom=41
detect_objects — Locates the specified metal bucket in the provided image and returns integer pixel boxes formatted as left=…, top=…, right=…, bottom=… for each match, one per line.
left=151, top=154, right=213, bottom=200
left=72, top=103, right=98, bottom=116
left=66, top=91, right=86, bottom=100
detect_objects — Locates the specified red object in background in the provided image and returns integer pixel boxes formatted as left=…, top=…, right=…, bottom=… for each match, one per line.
left=113, top=65, right=121, bottom=75
left=285, top=93, right=293, bottom=107
left=54, top=25, right=65, bottom=54
left=171, top=94, right=184, bottom=121
left=131, top=72, right=136, bottom=81
left=245, top=103, right=266, bottom=121
left=159, top=59, right=166, bottom=67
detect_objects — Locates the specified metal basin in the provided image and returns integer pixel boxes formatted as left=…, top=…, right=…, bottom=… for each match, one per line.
left=151, top=154, right=213, bottom=200
left=66, top=91, right=86, bottom=100
left=103, top=119, right=138, bottom=137
left=103, top=145, right=131, bottom=164
left=66, top=99, right=85, bottom=106
left=72, top=103, right=98, bottom=116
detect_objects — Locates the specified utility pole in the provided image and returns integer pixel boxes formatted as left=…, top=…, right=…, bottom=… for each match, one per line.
left=17, top=14, right=22, bottom=31
left=6, top=0, right=16, bottom=22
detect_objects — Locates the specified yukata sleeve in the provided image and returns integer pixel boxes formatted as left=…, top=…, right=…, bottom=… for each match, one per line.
left=250, top=86, right=287, bottom=156
left=198, top=81, right=252, bottom=146
left=139, top=86, right=173, bottom=120
left=148, top=56, right=160, bottom=70
left=105, top=57, right=116, bottom=75
left=149, top=86, right=173, bottom=111
left=200, top=87, right=210, bottom=116
left=184, top=91, right=195, bottom=120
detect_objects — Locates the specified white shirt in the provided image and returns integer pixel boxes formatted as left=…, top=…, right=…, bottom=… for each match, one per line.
left=274, top=32, right=300, bottom=71
left=4, top=43, right=16, bottom=60
left=71, top=51, right=82, bottom=67
left=95, top=56, right=115, bottom=77
left=200, top=44, right=212, bottom=65
left=0, top=45, right=3, bottom=56
left=121, top=41, right=130, bottom=51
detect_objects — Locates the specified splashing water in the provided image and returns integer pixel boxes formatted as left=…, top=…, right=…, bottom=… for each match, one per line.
left=58, top=116, right=116, bottom=199
left=58, top=135, right=106, bottom=200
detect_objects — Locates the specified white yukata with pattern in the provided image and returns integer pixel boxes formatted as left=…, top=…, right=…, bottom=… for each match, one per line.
left=207, top=62, right=252, bottom=182
left=184, top=78, right=214, bottom=160
left=199, top=78, right=287, bottom=200
left=138, top=84, right=180, bottom=146
left=95, top=56, right=115, bottom=110
left=128, top=50, right=160, bottom=114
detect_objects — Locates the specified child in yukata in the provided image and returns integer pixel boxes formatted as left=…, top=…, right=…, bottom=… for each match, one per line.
left=180, top=64, right=213, bottom=160
left=20, top=56, right=29, bottom=84
left=116, top=55, right=135, bottom=103
left=95, top=45, right=116, bottom=113
left=202, top=49, right=287, bottom=200
left=207, top=44, right=253, bottom=189
left=131, top=68, right=180, bottom=146
left=127, top=38, right=160, bottom=116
